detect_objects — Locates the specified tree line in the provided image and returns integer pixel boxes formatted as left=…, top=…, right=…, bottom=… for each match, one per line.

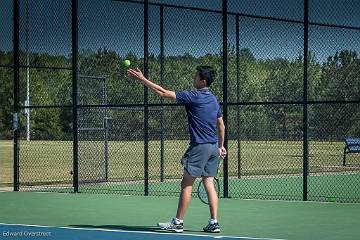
left=0, top=48, right=359, bottom=141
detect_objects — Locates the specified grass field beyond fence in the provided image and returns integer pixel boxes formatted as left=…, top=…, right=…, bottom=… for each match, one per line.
left=1, top=140, right=359, bottom=202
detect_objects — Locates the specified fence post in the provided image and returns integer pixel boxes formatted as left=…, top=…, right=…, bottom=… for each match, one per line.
left=236, top=15, right=241, bottom=179
left=302, top=0, right=309, bottom=201
left=144, top=0, right=149, bottom=196
left=160, top=5, right=165, bottom=182
left=72, top=0, right=79, bottom=193
left=13, top=0, right=20, bottom=192
left=222, top=0, right=229, bottom=198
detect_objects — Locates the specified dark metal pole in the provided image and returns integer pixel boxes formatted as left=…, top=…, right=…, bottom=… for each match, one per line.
left=103, top=78, right=109, bottom=182
left=236, top=15, right=241, bottom=179
left=160, top=5, right=165, bottom=182
left=144, top=0, right=149, bottom=196
left=13, top=0, right=20, bottom=192
left=72, top=0, right=79, bottom=193
left=222, top=0, right=229, bottom=198
left=303, top=0, right=309, bottom=201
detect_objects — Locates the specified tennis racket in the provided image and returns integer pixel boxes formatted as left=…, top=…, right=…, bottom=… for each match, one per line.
left=197, top=162, right=221, bottom=205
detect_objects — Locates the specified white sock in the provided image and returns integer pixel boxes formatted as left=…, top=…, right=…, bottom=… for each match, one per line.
left=174, top=218, right=183, bottom=224
left=209, top=219, right=218, bottom=224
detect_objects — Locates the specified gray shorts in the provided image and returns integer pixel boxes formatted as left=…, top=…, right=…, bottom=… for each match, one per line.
left=181, top=143, right=220, bottom=177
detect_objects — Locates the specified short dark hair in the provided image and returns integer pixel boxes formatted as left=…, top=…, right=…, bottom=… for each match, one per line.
left=196, top=66, right=216, bottom=86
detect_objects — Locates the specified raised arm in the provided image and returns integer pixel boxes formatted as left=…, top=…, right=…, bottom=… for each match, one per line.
left=127, top=68, right=176, bottom=100
left=217, top=117, right=227, bottom=159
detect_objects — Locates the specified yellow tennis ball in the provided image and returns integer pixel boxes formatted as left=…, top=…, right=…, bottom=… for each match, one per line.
left=123, top=59, right=131, bottom=67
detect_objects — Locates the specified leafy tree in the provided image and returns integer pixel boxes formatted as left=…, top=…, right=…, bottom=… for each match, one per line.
left=312, top=50, right=360, bottom=140
left=0, top=48, right=358, bottom=141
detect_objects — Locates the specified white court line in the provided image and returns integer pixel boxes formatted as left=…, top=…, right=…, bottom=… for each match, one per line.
left=0, top=223, right=286, bottom=240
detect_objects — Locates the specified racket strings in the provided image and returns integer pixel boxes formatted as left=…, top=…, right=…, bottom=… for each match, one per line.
left=197, top=179, right=220, bottom=204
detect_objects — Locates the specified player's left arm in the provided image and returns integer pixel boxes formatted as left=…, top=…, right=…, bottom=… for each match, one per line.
left=127, top=68, right=176, bottom=100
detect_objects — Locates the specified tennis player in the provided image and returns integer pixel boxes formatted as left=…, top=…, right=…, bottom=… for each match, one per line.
left=127, top=66, right=226, bottom=233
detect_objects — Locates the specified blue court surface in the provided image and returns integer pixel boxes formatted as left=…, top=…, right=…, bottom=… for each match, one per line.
left=0, top=223, right=285, bottom=240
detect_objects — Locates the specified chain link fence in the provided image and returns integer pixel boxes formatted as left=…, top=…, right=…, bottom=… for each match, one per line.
left=2, top=0, right=359, bottom=202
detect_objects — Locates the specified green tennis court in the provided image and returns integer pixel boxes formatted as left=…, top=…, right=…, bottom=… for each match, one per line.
left=0, top=192, right=359, bottom=240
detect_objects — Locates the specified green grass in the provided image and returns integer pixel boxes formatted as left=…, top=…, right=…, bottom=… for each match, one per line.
left=0, top=140, right=13, bottom=185
left=1, top=140, right=359, bottom=202
left=1, top=140, right=359, bottom=184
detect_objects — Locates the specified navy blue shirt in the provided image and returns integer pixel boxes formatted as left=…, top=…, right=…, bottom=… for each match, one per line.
left=176, top=88, right=222, bottom=144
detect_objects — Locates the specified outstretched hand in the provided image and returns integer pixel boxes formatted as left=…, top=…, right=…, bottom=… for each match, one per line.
left=127, top=68, right=145, bottom=81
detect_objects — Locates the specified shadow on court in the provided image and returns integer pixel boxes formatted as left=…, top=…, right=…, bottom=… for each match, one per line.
left=68, top=224, right=205, bottom=234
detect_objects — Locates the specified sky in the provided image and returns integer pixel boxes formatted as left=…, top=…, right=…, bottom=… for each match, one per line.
left=1, top=0, right=359, bottom=63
